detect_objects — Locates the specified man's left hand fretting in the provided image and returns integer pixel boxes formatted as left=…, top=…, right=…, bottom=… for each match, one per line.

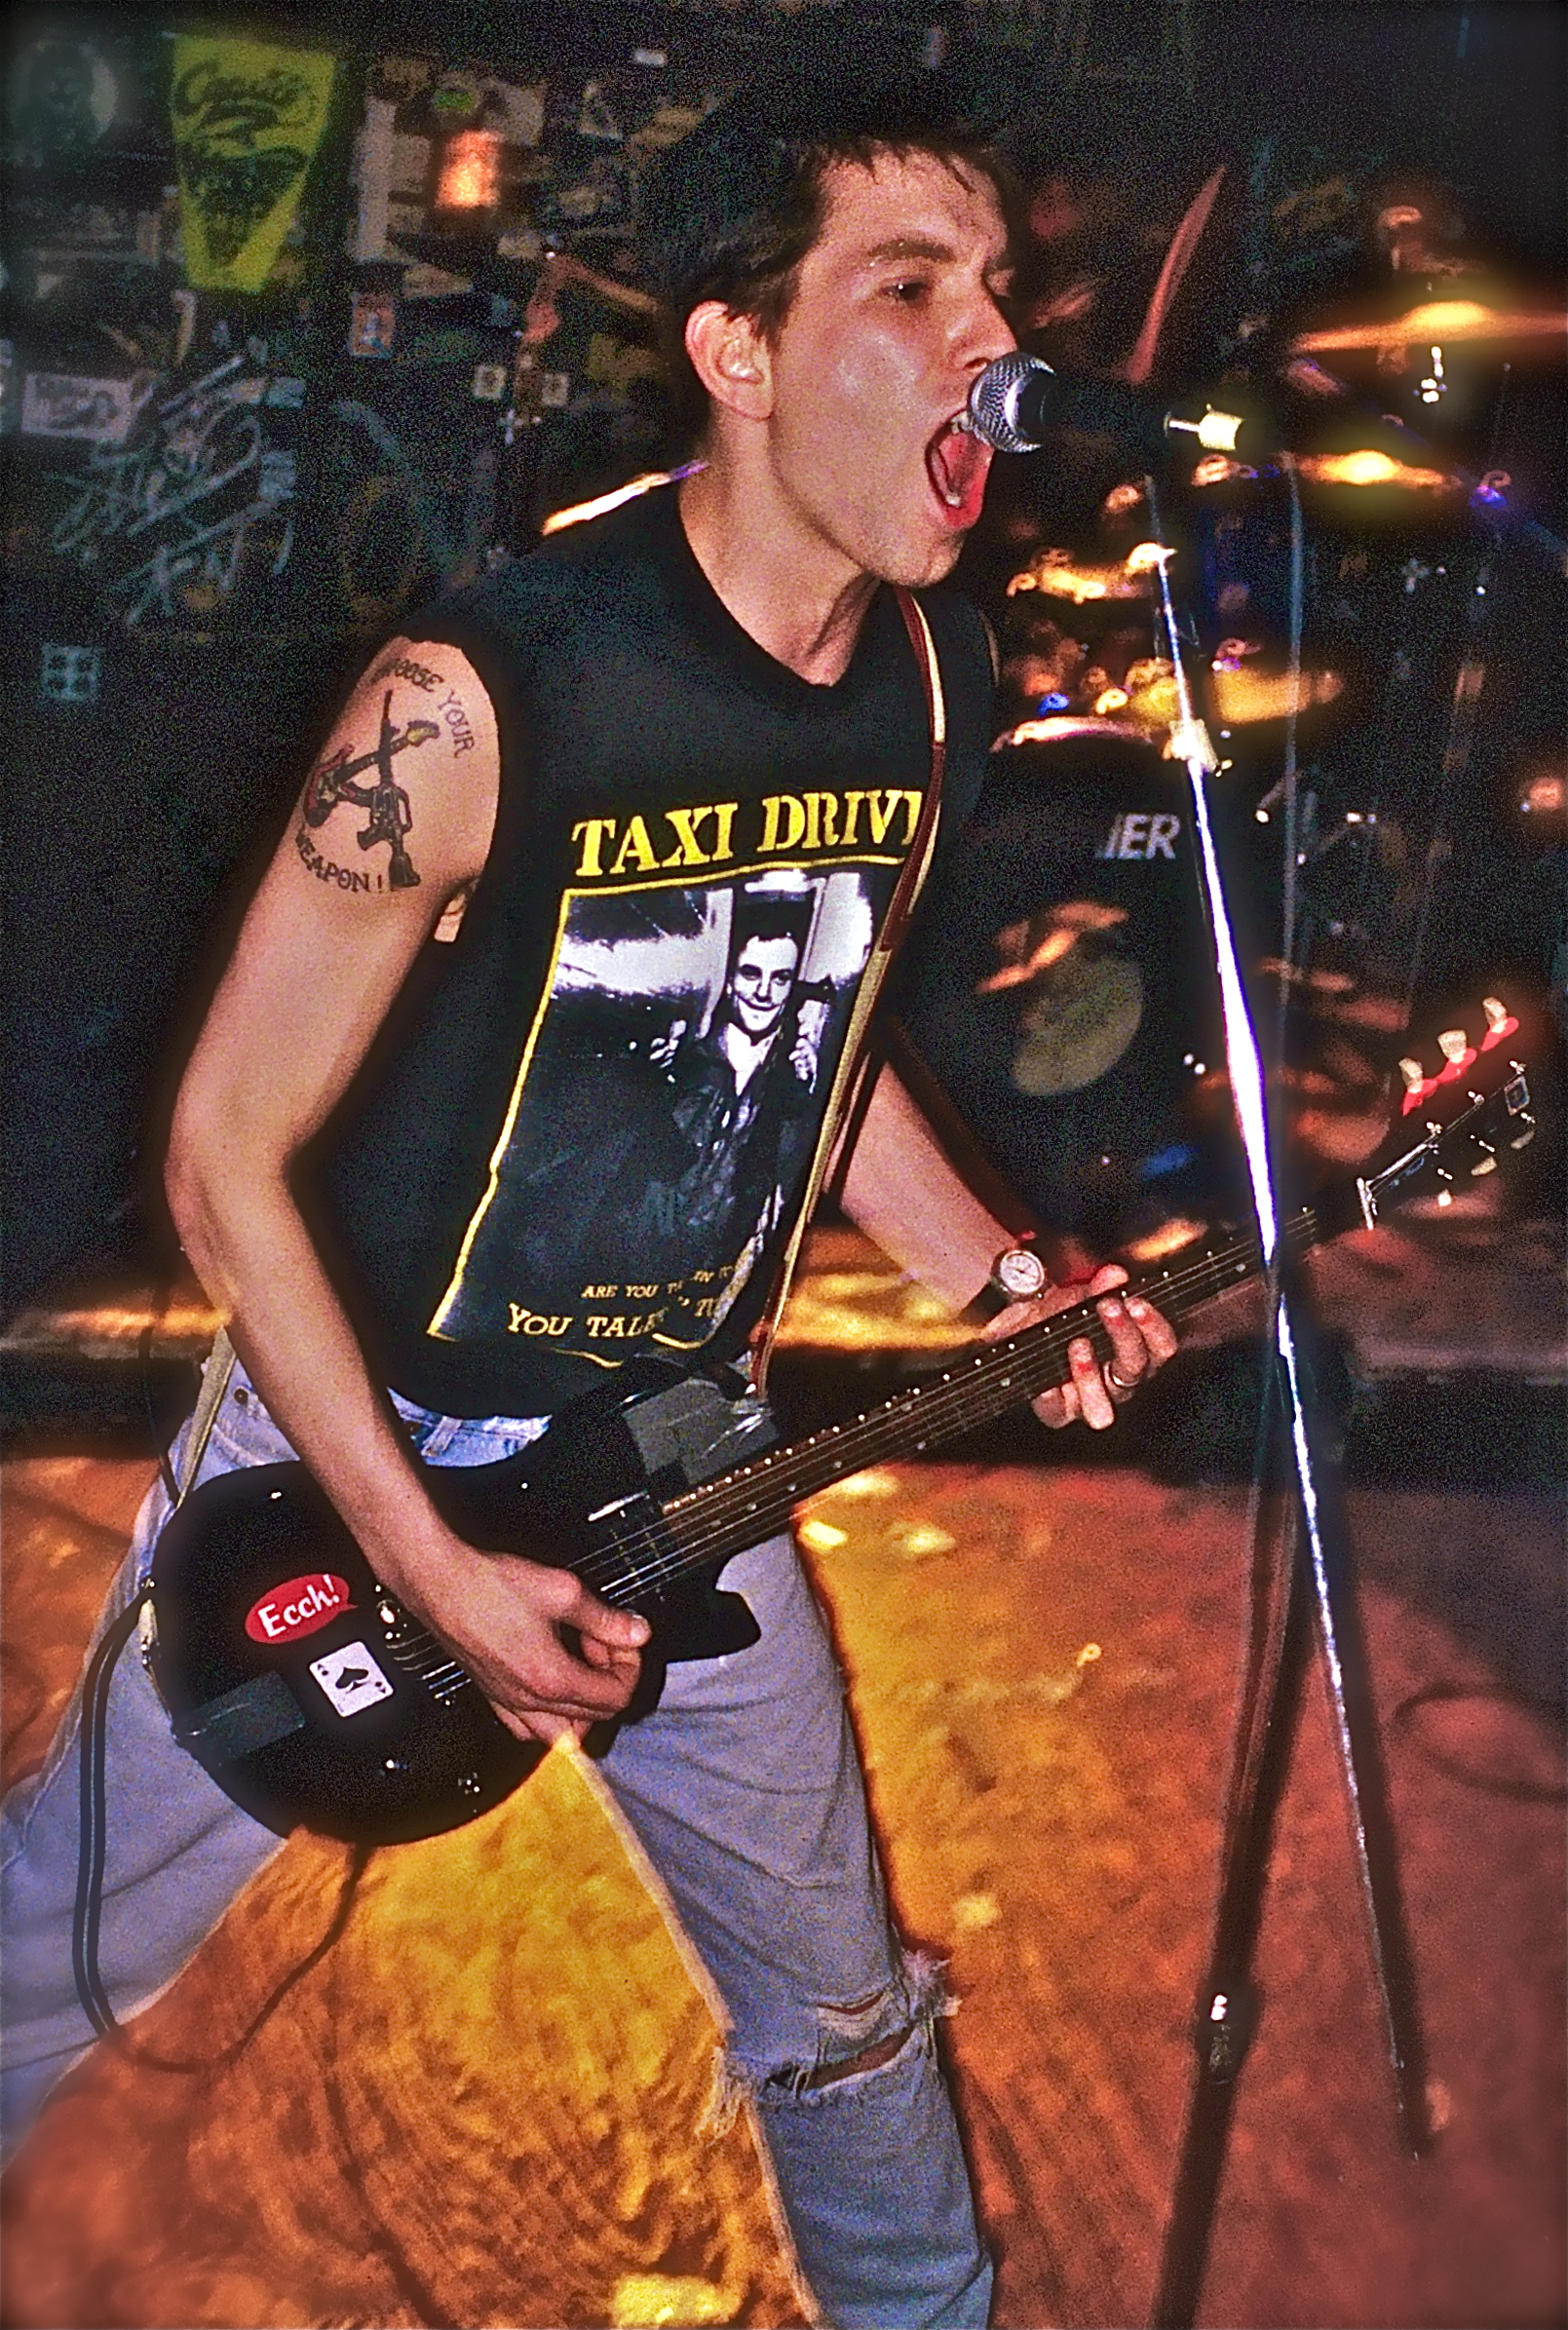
left=978, top=1263, right=1177, bottom=1432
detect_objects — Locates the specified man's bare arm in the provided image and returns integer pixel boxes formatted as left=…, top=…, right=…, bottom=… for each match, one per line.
left=166, top=639, right=648, bottom=1744
left=837, top=1059, right=1177, bottom=1429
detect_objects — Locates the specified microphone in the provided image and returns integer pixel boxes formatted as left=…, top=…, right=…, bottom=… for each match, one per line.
left=966, top=352, right=1259, bottom=462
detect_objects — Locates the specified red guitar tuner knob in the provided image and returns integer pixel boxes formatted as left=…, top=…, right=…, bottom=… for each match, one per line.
left=1479, top=995, right=1519, bottom=1050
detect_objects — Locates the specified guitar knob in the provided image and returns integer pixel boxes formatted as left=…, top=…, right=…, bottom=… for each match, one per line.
left=1436, top=1028, right=1476, bottom=1081
left=1480, top=996, right=1519, bottom=1049
left=1399, top=1056, right=1437, bottom=1113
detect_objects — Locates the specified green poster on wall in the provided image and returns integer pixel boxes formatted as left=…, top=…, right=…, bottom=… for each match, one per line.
left=171, top=35, right=336, bottom=292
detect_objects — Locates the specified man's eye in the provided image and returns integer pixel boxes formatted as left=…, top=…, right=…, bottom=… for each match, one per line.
left=887, top=278, right=930, bottom=303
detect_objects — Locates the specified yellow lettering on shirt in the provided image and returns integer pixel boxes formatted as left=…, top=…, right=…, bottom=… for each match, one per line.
left=507, top=1304, right=575, bottom=1337
left=759, top=794, right=808, bottom=854
left=609, top=816, right=660, bottom=875
left=569, top=792, right=920, bottom=881
left=661, top=803, right=739, bottom=869
left=571, top=818, right=618, bottom=878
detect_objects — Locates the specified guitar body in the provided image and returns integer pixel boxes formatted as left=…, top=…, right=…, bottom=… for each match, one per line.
left=149, top=1370, right=768, bottom=1846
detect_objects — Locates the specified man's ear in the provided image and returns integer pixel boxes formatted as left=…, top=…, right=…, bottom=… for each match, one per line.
left=684, top=301, right=774, bottom=421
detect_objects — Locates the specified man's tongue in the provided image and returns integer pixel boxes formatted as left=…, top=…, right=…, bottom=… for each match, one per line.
left=927, top=422, right=991, bottom=525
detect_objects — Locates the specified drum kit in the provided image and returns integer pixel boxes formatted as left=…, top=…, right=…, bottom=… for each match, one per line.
left=940, top=285, right=1565, bottom=1255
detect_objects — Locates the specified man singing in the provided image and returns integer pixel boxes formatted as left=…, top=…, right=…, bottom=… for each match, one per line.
left=3, top=75, right=1174, bottom=2326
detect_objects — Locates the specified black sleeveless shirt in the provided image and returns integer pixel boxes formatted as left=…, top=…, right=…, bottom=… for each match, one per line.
left=315, top=482, right=994, bottom=1418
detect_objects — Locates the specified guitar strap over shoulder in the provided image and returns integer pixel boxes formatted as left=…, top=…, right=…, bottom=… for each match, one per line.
left=750, top=586, right=946, bottom=1394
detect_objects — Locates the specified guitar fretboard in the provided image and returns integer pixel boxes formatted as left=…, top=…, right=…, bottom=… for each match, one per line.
left=583, top=1205, right=1325, bottom=1611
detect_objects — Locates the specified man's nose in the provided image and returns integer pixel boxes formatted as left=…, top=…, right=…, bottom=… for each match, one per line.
left=958, top=286, right=1016, bottom=379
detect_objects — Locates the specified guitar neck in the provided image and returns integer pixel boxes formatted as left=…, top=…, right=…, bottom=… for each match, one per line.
left=642, top=1202, right=1328, bottom=1594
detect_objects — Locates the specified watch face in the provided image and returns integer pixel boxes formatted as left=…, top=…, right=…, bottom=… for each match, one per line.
left=995, top=1245, right=1049, bottom=1300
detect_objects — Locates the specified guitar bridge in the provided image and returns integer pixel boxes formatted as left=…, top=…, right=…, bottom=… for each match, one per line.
left=375, top=1597, right=472, bottom=1703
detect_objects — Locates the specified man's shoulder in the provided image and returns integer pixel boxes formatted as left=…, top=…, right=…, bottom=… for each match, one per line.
left=412, top=484, right=675, bottom=648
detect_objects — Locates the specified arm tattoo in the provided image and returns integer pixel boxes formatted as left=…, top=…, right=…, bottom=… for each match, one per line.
left=301, top=690, right=437, bottom=890
left=370, top=654, right=443, bottom=693
left=437, top=689, right=476, bottom=754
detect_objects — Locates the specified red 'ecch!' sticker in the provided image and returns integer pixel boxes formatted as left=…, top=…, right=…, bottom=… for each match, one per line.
left=246, top=1573, right=354, bottom=1644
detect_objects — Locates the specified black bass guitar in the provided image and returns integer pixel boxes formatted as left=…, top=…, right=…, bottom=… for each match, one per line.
left=149, top=1027, right=1536, bottom=1847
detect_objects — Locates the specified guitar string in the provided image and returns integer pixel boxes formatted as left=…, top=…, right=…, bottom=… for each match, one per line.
left=570, top=1212, right=1320, bottom=1606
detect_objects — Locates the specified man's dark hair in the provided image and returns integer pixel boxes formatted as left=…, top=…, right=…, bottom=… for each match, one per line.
left=727, top=892, right=814, bottom=970
left=640, top=74, right=1016, bottom=435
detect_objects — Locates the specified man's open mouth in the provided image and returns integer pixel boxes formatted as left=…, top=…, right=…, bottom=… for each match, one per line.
left=925, top=414, right=992, bottom=526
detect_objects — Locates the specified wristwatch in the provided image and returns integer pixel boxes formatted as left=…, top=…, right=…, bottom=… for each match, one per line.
left=970, top=1242, right=1050, bottom=1318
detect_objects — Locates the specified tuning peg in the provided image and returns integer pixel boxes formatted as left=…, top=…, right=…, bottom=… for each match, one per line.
left=1435, top=1027, right=1477, bottom=1082
left=1398, top=1055, right=1439, bottom=1114
left=1479, top=995, right=1520, bottom=1050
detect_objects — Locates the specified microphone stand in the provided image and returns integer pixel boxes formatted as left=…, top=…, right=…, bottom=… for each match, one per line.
left=1139, top=479, right=1429, bottom=2330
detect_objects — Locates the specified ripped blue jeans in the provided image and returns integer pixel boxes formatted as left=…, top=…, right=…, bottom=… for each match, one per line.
left=1, top=1369, right=991, bottom=2328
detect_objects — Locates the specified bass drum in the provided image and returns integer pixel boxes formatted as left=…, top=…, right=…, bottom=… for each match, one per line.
left=900, top=725, right=1233, bottom=1251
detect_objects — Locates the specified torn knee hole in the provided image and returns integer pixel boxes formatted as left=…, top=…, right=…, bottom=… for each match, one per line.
left=792, top=2023, right=914, bottom=2091
left=704, top=1953, right=956, bottom=2130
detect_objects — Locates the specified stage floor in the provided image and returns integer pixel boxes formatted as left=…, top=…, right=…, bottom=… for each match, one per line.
left=2, top=1449, right=1562, bottom=2329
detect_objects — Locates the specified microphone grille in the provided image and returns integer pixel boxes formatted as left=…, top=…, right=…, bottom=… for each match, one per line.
left=967, top=352, right=1053, bottom=454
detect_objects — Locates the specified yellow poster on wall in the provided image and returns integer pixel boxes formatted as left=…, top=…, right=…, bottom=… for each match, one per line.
left=171, top=36, right=336, bottom=292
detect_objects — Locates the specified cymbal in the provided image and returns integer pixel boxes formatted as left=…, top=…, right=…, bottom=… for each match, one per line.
left=1007, top=546, right=1161, bottom=605
left=1190, top=447, right=1463, bottom=495
left=1209, top=663, right=1345, bottom=724
left=1292, top=296, right=1566, bottom=355
left=993, top=712, right=1161, bottom=751
left=993, top=661, right=1345, bottom=750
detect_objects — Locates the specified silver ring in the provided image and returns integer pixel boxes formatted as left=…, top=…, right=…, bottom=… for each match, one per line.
left=1104, top=1361, right=1137, bottom=1395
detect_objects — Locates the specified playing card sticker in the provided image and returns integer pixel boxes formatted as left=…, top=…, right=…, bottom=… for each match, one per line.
left=309, top=1641, right=395, bottom=1717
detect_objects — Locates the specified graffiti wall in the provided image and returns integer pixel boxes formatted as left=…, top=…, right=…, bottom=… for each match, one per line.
left=3, top=16, right=702, bottom=662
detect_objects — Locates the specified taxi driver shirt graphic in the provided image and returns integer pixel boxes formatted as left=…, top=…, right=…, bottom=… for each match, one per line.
left=429, top=796, right=917, bottom=1362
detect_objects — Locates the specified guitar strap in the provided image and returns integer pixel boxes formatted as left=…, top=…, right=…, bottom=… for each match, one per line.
left=173, top=1324, right=238, bottom=1507
left=750, top=586, right=946, bottom=1394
